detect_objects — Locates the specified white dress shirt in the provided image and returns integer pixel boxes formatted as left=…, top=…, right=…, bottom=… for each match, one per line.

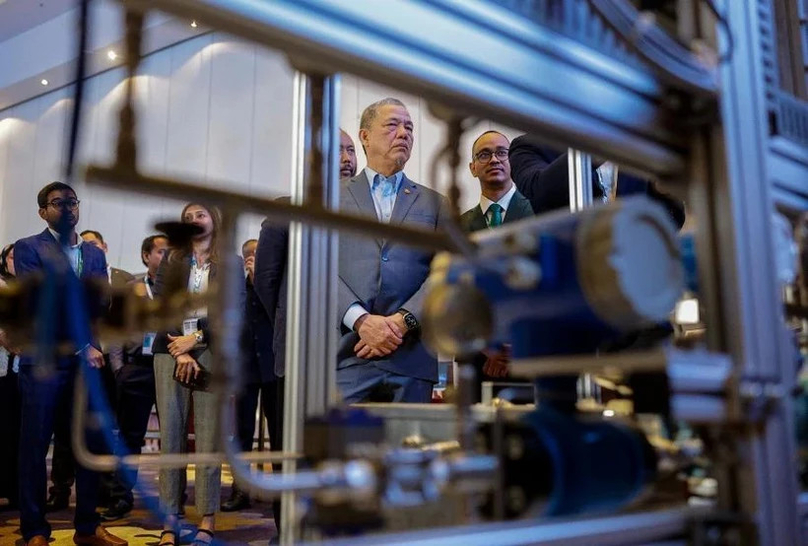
left=479, top=184, right=517, bottom=227
left=48, top=227, right=83, bottom=275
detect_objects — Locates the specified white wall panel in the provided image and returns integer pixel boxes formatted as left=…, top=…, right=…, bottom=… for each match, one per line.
left=3, top=99, right=42, bottom=246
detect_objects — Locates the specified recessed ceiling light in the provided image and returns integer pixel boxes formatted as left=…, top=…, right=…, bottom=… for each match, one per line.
left=107, top=50, right=118, bottom=60
left=40, top=79, right=49, bottom=86
left=191, top=20, right=198, bottom=28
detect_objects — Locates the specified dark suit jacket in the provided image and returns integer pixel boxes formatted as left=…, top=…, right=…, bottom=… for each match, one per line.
left=243, top=278, right=276, bottom=383
left=110, top=267, right=135, bottom=288
left=151, top=252, right=246, bottom=355
left=254, top=200, right=289, bottom=379
left=338, top=171, right=449, bottom=382
left=13, top=228, right=108, bottom=363
left=459, top=189, right=534, bottom=232
left=508, top=135, right=685, bottom=229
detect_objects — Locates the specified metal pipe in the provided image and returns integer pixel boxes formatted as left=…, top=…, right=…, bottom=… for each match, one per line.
left=567, top=148, right=593, bottom=212
left=71, top=371, right=300, bottom=473
left=84, top=165, right=456, bottom=254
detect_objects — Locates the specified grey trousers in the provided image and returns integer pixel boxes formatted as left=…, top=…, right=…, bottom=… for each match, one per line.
left=154, top=351, right=221, bottom=516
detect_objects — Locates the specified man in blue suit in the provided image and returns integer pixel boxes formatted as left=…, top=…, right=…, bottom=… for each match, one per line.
left=338, top=99, right=449, bottom=404
left=14, top=182, right=127, bottom=546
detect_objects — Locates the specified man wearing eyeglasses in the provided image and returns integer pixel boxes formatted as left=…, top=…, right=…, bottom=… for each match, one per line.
left=461, top=131, right=534, bottom=232
left=459, top=131, right=534, bottom=388
left=13, top=182, right=127, bottom=546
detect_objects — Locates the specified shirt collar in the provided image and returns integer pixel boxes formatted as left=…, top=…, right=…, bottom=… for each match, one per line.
left=48, top=227, right=81, bottom=249
left=480, top=183, right=517, bottom=215
left=364, top=167, right=404, bottom=190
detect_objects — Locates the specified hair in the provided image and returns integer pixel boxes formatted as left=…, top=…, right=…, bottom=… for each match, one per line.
left=359, top=98, right=407, bottom=133
left=241, top=239, right=258, bottom=253
left=0, top=244, right=14, bottom=280
left=37, top=181, right=76, bottom=209
left=471, top=130, right=509, bottom=157
left=169, top=202, right=222, bottom=264
left=141, top=234, right=168, bottom=266
left=80, top=229, right=104, bottom=244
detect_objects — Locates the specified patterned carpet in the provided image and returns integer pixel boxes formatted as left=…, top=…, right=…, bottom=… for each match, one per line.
left=0, top=465, right=278, bottom=545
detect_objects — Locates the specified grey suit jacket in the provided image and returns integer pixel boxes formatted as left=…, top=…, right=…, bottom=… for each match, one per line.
left=459, top=189, right=534, bottom=232
left=338, top=171, right=449, bottom=382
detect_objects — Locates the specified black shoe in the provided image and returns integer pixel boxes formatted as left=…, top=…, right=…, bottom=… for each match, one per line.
left=221, top=490, right=250, bottom=512
left=100, top=498, right=133, bottom=521
left=45, top=493, right=70, bottom=512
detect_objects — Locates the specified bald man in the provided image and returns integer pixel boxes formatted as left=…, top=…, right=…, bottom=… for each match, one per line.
left=340, top=129, right=358, bottom=180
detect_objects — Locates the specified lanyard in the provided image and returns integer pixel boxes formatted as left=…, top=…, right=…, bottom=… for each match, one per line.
left=76, top=249, right=83, bottom=277
left=190, top=257, right=209, bottom=294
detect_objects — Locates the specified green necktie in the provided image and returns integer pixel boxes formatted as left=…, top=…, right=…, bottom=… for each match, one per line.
left=488, top=203, right=503, bottom=227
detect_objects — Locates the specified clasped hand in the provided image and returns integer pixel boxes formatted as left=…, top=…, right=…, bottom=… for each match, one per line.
left=353, top=313, right=406, bottom=359
left=167, top=333, right=198, bottom=358
left=174, top=353, right=201, bottom=383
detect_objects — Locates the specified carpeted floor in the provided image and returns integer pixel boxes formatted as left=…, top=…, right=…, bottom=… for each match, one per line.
left=0, top=465, right=278, bottom=545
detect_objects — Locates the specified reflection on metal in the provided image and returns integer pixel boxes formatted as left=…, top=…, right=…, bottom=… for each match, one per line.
left=281, top=71, right=341, bottom=545
left=567, top=148, right=593, bottom=212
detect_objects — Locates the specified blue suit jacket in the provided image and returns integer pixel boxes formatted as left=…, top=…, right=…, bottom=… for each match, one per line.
left=14, top=228, right=108, bottom=364
left=337, top=171, right=449, bottom=382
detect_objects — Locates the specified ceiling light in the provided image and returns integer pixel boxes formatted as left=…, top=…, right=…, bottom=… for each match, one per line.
left=191, top=20, right=198, bottom=28
left=107, top=50, right=118, bottom=60
left=40, top=79, right=49, bottom=86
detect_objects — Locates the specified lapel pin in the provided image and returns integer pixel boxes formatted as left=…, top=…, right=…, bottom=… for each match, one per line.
left=404, top=188, right=411, bottom=194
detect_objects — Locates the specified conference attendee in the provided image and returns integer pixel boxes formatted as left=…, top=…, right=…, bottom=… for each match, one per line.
left=508, top=134, right=686, bottom=229
left=460, top=130, right=534, bottom=231
left=338, top=98, right=448, bottom=403
left=0, top=243, right=20, bottom=510
left=221, top=238, right=277, bottom=512
left=152, top=203, right=244, bottom=546
left=460, top=131, right=534, bottom=386
left=14, top=181, right=127, bottom=546
left=339, top=129, right=358, bottom=179
left=101, top=235, right=168, bottom=521
left=252, top=197, right=291, bottom=535
left=77, top=230, right=135, bottom=505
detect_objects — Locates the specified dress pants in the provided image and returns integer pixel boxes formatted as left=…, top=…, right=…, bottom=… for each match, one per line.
left=0, top=369, right=20, bottom=503
left=49, top=358, right=118, bottom=501
left=18, top=362, right=102, bottom=541
left=108, top=362, right=156, bottom=506
left=154, top=351, right=221, bottom=516
left=337, top=365, right=433, bottom=403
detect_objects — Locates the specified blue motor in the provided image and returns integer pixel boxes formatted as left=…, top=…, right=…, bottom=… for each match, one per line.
left=423, top=196, right=684, bottom=361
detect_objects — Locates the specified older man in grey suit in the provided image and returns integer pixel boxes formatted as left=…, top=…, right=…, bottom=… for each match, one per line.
left=338, top=98, right=448, bottom=403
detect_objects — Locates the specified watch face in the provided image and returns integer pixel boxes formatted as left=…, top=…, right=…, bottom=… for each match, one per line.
left=404, top=313, right=418, bottom=330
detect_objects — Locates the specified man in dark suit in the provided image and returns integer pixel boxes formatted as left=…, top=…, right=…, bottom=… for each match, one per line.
left=101, top=234, right=168, bottom=521
left=460, top=131, right=534, bottom=386
left=338, top=98, right=448, bottom=404
left=508, top=134, right=686, bottom=229
left=221, top=238, right=279, bottom=512
left=460, top=130, right=534, bottom=232
left=14, top=181, right=127, bottom=546
left=252, top=199, right=291, bottom=536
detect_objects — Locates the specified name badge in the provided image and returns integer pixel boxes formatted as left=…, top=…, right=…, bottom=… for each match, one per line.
left=183, top=318, right=199, bottom=337
left=142, top=332, right=156, bottom=356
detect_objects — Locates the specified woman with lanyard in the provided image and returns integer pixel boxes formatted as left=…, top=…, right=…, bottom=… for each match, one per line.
left=0, top=243, right=20, bottom=510
left=151, top=204, right=244, bottom=546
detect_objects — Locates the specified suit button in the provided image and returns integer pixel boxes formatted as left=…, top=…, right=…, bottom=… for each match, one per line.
left=382, top=256, right=389, bottom=262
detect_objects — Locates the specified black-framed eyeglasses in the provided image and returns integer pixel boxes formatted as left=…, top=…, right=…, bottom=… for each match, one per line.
left=47, top=199, right=80, bottom=210
left=474, top=149, right=509, bottom=163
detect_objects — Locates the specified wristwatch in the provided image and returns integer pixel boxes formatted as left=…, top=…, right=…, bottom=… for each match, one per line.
left=397, top=309, right=419, bottom=332
left=194, top=330, right=205, bottom=344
